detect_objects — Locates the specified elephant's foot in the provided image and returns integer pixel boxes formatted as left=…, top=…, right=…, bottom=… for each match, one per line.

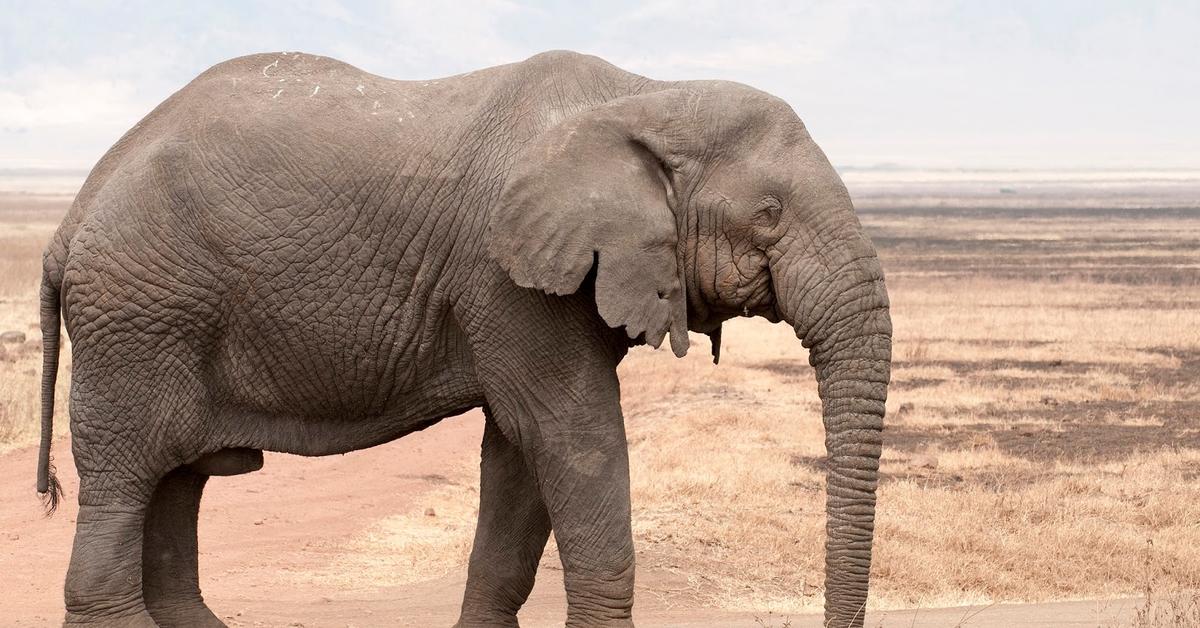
left=562, top=619, right=634, bottom=628
left=146, top=601, right=226, bottom=628
left=454, top=615, right=519, bottom=628
left=457, top=610, right=634, bottom=628
left=565, top=618, right=634, bottom=628
left=63, top=609, right=159, bottom=628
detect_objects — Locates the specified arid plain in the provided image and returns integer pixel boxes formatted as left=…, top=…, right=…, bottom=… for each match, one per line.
left=1, top=171, right=1197, bottom=627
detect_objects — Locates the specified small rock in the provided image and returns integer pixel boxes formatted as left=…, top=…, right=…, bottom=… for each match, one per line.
left=911, top=454, right=939, bottom=470
left=424, top=507, right=436, bottom=517
left=896, top=402, right=914, bottom=415
left=0, top=330, right=26, bottom=343
left=253, top=519, right=265, bottom=526
left=7, top=533, right=19, bottom=541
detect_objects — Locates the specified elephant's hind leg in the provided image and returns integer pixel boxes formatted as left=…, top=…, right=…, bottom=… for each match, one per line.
left=142, top=466, right=224, bottom=628
left=141, top=449, right=261, bottom=627
left=65, top=473, right=160, bottom=627
left=456, top=411, right=552, bottom=628
left=65, top=346, right=227, bottom=625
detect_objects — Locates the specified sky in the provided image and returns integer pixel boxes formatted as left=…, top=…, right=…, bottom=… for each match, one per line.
left=1, top=0, right=1197, bottom=171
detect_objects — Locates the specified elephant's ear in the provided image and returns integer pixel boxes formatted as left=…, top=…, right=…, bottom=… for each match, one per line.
left=489, top=90, right=692, bottom=357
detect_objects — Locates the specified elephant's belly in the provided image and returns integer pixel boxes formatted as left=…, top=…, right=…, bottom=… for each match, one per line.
left=209, top=313, right=486, bottom=456
left=213, top=366, right=485, bottom=457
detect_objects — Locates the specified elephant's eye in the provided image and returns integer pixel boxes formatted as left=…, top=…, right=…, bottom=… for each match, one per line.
left=752, top=196, right=782, bottom=227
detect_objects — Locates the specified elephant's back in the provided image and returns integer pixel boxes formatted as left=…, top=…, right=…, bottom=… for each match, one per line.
left=56, top=52, right=473, bottom=264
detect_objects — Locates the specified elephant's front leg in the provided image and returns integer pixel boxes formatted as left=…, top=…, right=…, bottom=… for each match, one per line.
left=455, top=410, right=552, bottom=628
left=472, top=305, right=636, bottom=627
left=536, top=409, right=636, bottom=628
left=488, top=399, right=636, bottom=628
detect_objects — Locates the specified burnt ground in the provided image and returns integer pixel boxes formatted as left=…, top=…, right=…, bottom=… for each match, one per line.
left=861, top=206, right=1200, bottom=286
left=771, top=348, right=1200, bottom=467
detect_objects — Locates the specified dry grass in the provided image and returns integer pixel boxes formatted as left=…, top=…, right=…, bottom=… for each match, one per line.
left=2, top=190, right=1198, bottom=622
left=294, top=484, right=482, bottom=588
left=0, top=193, right=71, bottom=452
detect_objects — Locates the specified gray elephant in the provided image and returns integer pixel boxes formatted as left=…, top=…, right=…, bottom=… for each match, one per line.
left=36, top=50, right=891, bottom=628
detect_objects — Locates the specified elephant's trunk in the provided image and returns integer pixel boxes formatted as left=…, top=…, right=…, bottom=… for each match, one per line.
left=776, top=232, right=892, bottom=628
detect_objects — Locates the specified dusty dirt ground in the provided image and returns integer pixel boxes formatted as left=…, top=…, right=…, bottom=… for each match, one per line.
left=2, top=177, right=1199, bottom=626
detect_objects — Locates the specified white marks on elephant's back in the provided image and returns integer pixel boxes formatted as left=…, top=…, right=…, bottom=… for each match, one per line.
left=258, top=53, right=325, bottom=102
left=251, top=54, right=417, bottom=124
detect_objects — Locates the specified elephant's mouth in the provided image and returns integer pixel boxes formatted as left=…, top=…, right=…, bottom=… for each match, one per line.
left=732, top=299, right=781, bottom=323
left=734, top=268, right=780, bottom=322
left=687, top=270, right=780, bottom=331
left=756, top=301, right=783, bottom=323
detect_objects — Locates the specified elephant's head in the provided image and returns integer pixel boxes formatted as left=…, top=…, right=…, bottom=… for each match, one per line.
left=490, top=83, right=891, bottom=628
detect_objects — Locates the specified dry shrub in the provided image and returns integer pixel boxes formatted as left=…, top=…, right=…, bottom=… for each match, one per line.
left=1133, top=539, right=1200, bottom=628
left=1135, top=593, right=1200, bottom=628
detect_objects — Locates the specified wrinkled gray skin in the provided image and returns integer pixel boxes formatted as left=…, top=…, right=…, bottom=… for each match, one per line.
left=37, top=51, right=890, bottom=628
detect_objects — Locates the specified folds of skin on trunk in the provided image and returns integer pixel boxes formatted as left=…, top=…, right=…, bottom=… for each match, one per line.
left=781, top=243, right=892, bottom=628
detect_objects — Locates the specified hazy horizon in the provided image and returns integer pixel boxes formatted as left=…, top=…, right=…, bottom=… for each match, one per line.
left=6, top=163, right=1200, bottom=200
left=3, top=1, right=1199, bottom=172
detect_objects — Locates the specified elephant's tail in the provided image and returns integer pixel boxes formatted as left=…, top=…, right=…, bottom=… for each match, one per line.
left=37, top=268, right=63, bottom=515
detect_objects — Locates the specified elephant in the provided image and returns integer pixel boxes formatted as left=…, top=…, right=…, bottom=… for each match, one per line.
left=35, top=50, right=891, bottom=628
